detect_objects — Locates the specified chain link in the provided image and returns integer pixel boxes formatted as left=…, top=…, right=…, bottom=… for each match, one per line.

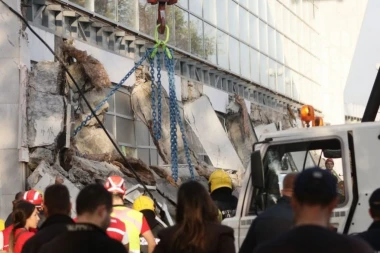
left=73, top=51, right=149, bottom=137
left=156, top=53, right=163, bottom=140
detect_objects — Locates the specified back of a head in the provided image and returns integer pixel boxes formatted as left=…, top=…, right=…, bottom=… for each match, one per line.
left=176, top=181, right=218, bottom=224
left=209, top=169, right=232, bottom=193
left=44, top=184, right=71, bottom=216
left=294, top=167, right=337, bottom=207
left=12, top=201, right=35, bottom=229
left=133, top=196, right=155, bottom=212
left=76, top=184, right=113, bottom=216
left=369, top=188, right=380, bottom=219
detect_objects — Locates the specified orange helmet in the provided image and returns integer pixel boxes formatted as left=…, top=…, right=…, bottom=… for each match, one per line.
left=23, top=190, right=43, bottom=207
left=104, top=176, right=126, bottom=195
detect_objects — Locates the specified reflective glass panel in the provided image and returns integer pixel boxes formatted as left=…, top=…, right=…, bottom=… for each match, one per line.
left=239, top=7, right=249, bottom=43
left=174, top=8, right=190, bottom=51
left=190, top=0, right=202, bottom=17
left=190, top=15, right=204, bottom=58
left=260, top=54, right=268, bottom=87
left=240, top=43, right=250, bottom=79
left=216, top=0, right=228, bottom=31
left=259, top=0, right=267, bottom=22
left=250, top=14, right=259, bottom=50
left=203, top=0, right=216, bottom=25
left=229, top=0, right=239, bottom=38
left=204, top=23, right=217, bottom=64
left=259, top=21, right=268, bottom=54
left=217, top=30, right=229, bottom=69
left=95, top=0, right=117, bottom=21
left=250, top=48, right=260, bottom=83
left=118, top=0, right=137, bottom=29
left=229, top=37, right=240, bottom=74
left=268, top=26, right=276, bottom=59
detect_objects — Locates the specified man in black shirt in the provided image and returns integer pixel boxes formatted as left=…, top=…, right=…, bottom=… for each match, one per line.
left=355, top=188, right=380, bottom=251
left=239, top=173, right=298, bottom=253
left=22, top=184, right=74, bottom=253
left=254, top=167, right=373, bottom=253
left=39, top=184, right=127, bottom=253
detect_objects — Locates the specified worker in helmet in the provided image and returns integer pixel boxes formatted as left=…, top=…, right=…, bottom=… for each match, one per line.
left=104, top=175, right=156, bottom=253
left=325, top=158, right=335, bottom=173
left=23, top=189, right=46, bottom=228
left=209, top=170, right=238, bottom=220
left=133, top=195, right=164, bottom=253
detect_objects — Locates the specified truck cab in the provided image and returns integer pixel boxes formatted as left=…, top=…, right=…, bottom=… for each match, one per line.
left=222, top=122, right=380, bottom=251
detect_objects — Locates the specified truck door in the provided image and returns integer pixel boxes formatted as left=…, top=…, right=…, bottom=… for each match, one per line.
left=236, top=133, right=354, bottom=249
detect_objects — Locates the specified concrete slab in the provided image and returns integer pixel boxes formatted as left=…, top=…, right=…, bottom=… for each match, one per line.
left=184, top=96, right=244, bottom=171
left=26, top=25, right=55, bottom=62
left=0, top=104, right=19, bottom=149
left=0, top=59, right=20, bottom=104
left=0, top=13, right=20, bottom=59
left=202, top=86, right=229, bottom=113
left=0, top=149, right=23, bottom=195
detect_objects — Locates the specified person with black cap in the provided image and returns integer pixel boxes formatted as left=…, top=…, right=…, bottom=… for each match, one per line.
left=355, top=188, right=380, bottom=251
left=254, top=167, right=373, bottom=253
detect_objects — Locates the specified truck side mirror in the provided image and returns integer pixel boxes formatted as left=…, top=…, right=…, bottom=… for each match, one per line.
left=251, top=150, right=265, bottom=188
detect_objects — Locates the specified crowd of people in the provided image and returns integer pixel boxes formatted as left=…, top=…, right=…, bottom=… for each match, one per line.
left=0, top=166, right=378, bottom=253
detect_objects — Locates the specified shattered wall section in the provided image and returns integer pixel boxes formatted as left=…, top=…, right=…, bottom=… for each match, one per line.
left=27, top=62, right=65, bottom=170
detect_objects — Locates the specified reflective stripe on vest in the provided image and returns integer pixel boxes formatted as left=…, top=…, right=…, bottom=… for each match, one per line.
left=112, top=206, right=143, bottom=253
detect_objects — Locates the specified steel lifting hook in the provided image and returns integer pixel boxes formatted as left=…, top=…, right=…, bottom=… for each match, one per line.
left=147, top=0, right=178, bottom=34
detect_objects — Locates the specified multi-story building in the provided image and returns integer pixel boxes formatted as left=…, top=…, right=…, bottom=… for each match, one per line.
left=0, top=0, right=368, bottom=219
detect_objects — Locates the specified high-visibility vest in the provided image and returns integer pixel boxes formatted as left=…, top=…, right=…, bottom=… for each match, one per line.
left=112, top=206, right=143, bottom=253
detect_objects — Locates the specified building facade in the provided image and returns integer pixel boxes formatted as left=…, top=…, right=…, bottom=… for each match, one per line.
left=0, top=0, right=368, bottom=219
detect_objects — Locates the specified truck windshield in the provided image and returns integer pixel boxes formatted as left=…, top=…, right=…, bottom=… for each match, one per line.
left=250, top=138, right=345, bottom=215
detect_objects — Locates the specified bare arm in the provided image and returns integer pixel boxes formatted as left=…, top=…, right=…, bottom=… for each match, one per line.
left=142, top=230, right=156, bottom=253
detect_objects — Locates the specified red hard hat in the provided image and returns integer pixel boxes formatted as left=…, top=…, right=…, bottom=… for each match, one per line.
left=23, top=190, right=43, bottom=207
left=325, top=158, right=334, bottom=165
left=104, top=176, right=126, bottom=195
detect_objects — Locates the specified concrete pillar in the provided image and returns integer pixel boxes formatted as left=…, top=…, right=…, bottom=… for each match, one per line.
left=0, top=0, right=28, bottom=219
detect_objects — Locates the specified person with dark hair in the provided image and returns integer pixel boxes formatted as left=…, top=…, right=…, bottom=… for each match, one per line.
left=22, top=190, right=45, bottom=228
left=7, top=201, right=39, bottom=253
left=153, top=181, right=235, bottom=253
left=38, top=184, right=126, bottom=253
left=355, top=188, right=380, bottom=250
left=21, top=184, right=74, bottom=253
left=4, top=192, right=24, bottom=228
left=254, top=167, right=373, bottom=253
left=239, top=173, right=298, bottom=253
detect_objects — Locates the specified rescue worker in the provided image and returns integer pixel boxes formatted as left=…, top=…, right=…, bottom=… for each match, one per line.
left=21, top=184, right=74, bottom=253
left=104, top=176, right=156, bottom=253
left=239, top=173, right=298, bottom=253
left=209, top=169, right=238, bottom=219
left=38, top=184, right=127, bottom=253
left=133, top=196, right=164, bottom=252
left=325, top=158, right=335, bottom=174
left=254, top=167, right=373, bottom=253
left=23, top=189, right=46, bottom=228
left=355, top=188, right=380, bottom=251
left=4, top=192, right=23, bottom=228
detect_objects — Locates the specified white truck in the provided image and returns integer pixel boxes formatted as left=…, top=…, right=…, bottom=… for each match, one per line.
left=223, top=121, right=380, bottom=251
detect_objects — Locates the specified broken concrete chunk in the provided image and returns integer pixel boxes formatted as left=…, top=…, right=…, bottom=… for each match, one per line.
left=156, top=178, right=178, bottom=204
left=28, top=148, right=54, bottom=170
left=29, top=61, right=63, bottom=95
left=79, top=89, right=109, bottom=127
left=74, top=127, right=116, bottom=155
left=28, top=161, right=67, bottom=189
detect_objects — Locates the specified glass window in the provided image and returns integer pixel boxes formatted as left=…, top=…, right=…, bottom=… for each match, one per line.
left=276, top=32, right=284, bottom=63
left=138, top=148, right=150, bottom=165
left=251, top=48, right=260, bottom=83
left=240, top=0, right=249, bottom=8
left=150, top=149, right=158, bottom=166
left=275, top=1, right=283, bottom=32
left=277, top=64, right=285, bottom=94
left=290, top=13, right=298, bottom=42
left=229, top=37, right=240, bottom=74
left=304, top=52, right=312, bottom=78
left=249, top=14, right=259, bottom=50
left=297, top=20, right=303, bottom=44
left=107, top=89, right=115, bottom=112
left=283, top=37, right=290, bottom=67
left=260, top=54, right=268, bottom=87
left=259, top=0, right=267, bottom=22
left=118, top=0, right=137, bottom=29
left=249, top=0, right=258, bottom=15
left=216, top=0, right=228, bottom=31
left=292, top=72, right=299, bottom=101
left=303, top=0, right=310, bottom=23
left=190, top=15, right=204, bottom=58
left=178, top=0, right=188, bottom=9
left=267, top=0, right=276, bottom=27
left=239, top=7, right=250, bottom=43
left=268, top=27, right=276, bottom=59
left=138, top=0, right=157, bottom=35
left=285, top=67, right=292, bottom=97
left=298, top=47, right=304, bottom=75
left=94, top=0, right=117, bottom=21
left=204, top=23, right=217, bottom=64
left=283, top=8, right=290, bottom=37
left=69, top=0, right=84, bottom=7
left=189, top=0, right=202, bottom=17
left=217, top=30, right=229, bottom=69
left=313, top=58, right=320, bottom=84
left=229, top=0, right=239, bottom=38
left=203, top=0, right=216, bottom=25
left=269, top=59, right=276, bottom=91
left=135, top=120, right=150, bottom=146
left=240, top=43, right=250, bottom=79
left=259, top=21, right=268, bottom=54
left=115, top=91, right=133, bottom=116
left=116, top=117, right=135, bottom=144
left=104, top=114, right=115, bottom=136
left=174, top=7, right=190, bottom=51
left=291, top=42, right=298, bottom=70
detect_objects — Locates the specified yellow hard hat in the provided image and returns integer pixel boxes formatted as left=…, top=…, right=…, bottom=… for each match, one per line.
left=209, top=169, right=232, bottom=193
left=133, top=195, right=155, bottom=212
